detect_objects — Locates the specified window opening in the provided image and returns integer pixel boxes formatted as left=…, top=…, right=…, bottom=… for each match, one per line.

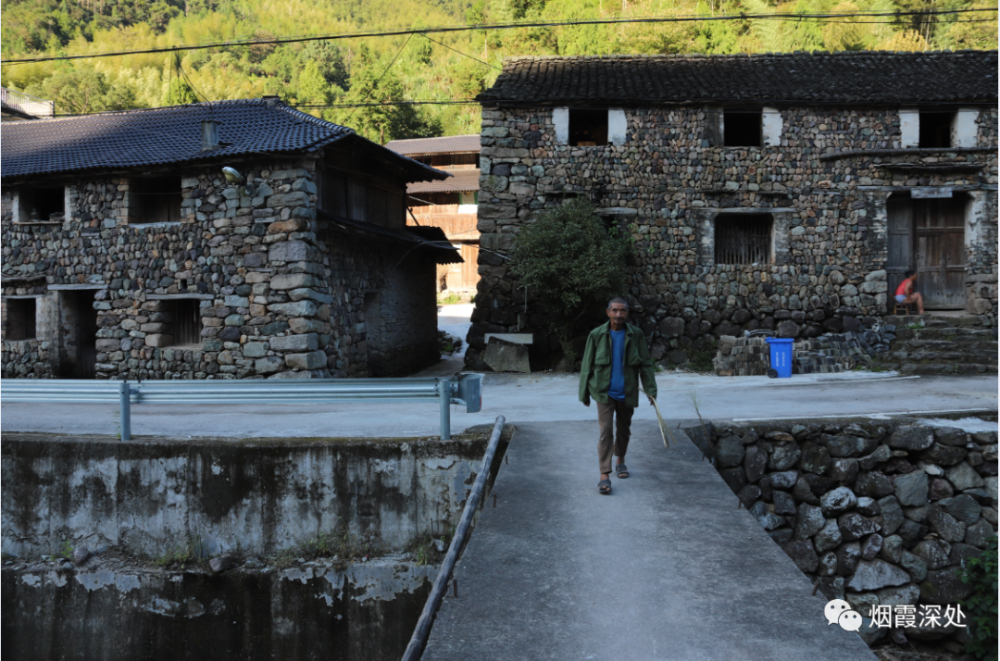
left=348, top=180, right=367, bottom=221
left=18, top=187, right=65, bottom=222
left=130, top=176, right=182, bottom=224
left=724, top=110, right=762, bottom=147
left=320, top=171, right=348, bottom=217
left=715, top=214, right=773, bottom=265
left=5, top=298, right=37, bottom=340
left=166, top=299, right=202, bottom=346
left=919, top=110, right=954, bottom=148
left=569, top=109, right=608, bottom=146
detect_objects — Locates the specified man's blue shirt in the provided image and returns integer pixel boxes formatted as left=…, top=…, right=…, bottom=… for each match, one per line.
left=608, top=328, right=626, bottom=401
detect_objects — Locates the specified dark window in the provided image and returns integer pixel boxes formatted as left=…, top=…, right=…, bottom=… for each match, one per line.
left=429, top=153, right=478, bottom=168
left=387, top=190, right=404, bottom=229
left=320, top=171, right=348, bottom=217
left=724, top=110, right=762, bottom=147
left=4, top=298, right=36, bottom=340
left=129, top=176, right=182, bottom=224
left=715, top=214, right=773, bottom=265
left=348, top=180, right=367, bottom=221
left=569, top=109, right=608, bottom=146
left=18, top=187, right=64, bottom=222
left=166, top=299, right=202, bottom=346
left=368, top=188, right=389, bottom=227
left=919, top=111, right=954, bottom=148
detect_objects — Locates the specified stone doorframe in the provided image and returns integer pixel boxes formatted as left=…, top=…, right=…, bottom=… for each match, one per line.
left=695, top=207, right=796, bottom=266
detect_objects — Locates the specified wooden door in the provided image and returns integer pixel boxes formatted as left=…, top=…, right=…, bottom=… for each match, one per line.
left=915, top=197, right=966, bottom=309
left=886, top=196, right=913, bottom=301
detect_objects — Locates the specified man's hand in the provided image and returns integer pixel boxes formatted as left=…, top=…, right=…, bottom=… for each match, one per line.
left=583, top=399, right=590, bottom=407
left=647, top=395, right=655, bottom=407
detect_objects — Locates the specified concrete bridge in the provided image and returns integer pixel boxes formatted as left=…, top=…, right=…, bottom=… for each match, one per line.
left=423, top=420, right=878, bottom=661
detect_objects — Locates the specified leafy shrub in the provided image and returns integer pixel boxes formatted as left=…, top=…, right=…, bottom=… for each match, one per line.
left=960, top=535, right=998, bottom=661
left=508, top=198, right=631, bottom=359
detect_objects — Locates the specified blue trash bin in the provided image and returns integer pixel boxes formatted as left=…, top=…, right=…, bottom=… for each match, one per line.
left=766, top=337, right=794, bottom=378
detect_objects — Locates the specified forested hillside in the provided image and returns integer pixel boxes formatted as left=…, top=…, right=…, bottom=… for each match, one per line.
left=1, top=0, right=996, bottom=142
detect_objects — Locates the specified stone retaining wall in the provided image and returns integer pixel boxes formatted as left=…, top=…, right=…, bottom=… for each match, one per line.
left=467, top=105, right=998, bottom=369
left=687, top=416, right=998, bottom=645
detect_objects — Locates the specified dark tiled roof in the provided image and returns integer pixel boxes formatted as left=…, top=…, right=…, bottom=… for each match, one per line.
left=317, top=210, right=463, bottom=265
left=0, top=98, right=447, bottom=182
left=478, top=51, right=998, bottom=106
left=385, top=134, right=481, bottom=155
left=408, top=169, right=480, bottom=195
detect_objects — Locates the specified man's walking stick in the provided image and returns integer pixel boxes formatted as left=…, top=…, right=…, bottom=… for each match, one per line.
left=642, top=390, right=675, bottom=449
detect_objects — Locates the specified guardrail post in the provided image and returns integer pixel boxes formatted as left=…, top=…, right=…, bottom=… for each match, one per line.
left=119, top=381, right=131, bottom=442
left=438, top=378, right=451, bottom=441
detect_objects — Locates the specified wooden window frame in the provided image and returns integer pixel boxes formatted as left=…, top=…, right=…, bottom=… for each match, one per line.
left=714, top=214, right=774, bottom=265
left=128, top=176, right=182, bottom=225
left=166, top=298, right=203, bottom=347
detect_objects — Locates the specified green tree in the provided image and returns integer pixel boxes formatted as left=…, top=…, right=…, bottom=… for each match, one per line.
left=335, top=44, right=440, bottom=143
left=508, top=198, right=632, bottom=358
left=26, top=66, right=136, bottom=113
left=163, top=76, right=199, bottom=105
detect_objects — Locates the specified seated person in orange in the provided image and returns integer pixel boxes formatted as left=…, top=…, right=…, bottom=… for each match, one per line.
left=894, top=270, right=924, bottom=314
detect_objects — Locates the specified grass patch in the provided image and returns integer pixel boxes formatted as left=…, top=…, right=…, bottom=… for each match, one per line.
left=152, top=539, right=203, bottom=569
left=269, top=530, right=382, bottom=569
left=437, top=292, right=467, bottom=305
left=687, top=348, right=716, bottom=373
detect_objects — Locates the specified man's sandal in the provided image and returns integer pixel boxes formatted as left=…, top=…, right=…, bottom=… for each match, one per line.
left=616, top=464, right=630, bottom=479
left=598, top=479, right=612, bottom=495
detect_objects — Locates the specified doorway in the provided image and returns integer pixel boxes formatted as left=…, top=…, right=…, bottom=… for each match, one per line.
left=58, top=291, right=98, bottom=378
left=886, top=193, right=967, bottom=310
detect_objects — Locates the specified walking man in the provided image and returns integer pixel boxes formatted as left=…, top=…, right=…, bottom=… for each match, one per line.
left=579, top=297, right=658, bottom=495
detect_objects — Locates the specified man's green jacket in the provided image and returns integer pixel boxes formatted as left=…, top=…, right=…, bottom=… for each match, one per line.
left=578, top=321, right=658, bottom=407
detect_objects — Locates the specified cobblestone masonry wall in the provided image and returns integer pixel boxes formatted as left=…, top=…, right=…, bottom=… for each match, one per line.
left=468, top=106, right=998, bottom=367
left=688, top=417, right=997, bottom=647
left=2, top=160, right=437, bottom=379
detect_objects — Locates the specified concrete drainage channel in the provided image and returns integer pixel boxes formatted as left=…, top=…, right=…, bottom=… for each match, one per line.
left=1, top=420, right=514, bottom=661
left=685, top=410, right=998, bottom=654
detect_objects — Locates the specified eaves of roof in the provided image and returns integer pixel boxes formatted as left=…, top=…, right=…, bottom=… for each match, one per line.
left=317, top=210, right=462, bottom=265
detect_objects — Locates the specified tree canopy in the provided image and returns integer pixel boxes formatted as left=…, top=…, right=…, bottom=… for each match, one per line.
left=2, top=0, right=996, bottom=142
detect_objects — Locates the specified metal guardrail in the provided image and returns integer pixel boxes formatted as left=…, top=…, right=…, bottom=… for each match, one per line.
left=1, top=375, right=483, bottom=441
left=401, top=415, right=506, bottom=661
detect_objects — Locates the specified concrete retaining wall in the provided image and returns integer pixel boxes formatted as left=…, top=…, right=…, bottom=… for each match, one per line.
left=1, top=556, right=432, bottom=661
left=1, top=434, right=486, bottom=559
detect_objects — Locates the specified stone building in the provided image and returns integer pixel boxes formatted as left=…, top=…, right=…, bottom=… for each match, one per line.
left=1, top=97, right=461, bottom=379
left=467, top=51, right=998, bottom=369
left=386, top=134, right=481, bottom=295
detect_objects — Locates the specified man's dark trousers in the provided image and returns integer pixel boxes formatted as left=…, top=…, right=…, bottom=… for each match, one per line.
left=597, top=398, right=633, bottom=475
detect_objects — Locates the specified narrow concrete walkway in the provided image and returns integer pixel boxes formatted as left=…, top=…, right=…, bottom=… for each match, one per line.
left=423, top=421, right=877, bottom=661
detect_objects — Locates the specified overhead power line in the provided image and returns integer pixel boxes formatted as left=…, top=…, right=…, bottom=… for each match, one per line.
left=1, top=8, right=994, bottom=66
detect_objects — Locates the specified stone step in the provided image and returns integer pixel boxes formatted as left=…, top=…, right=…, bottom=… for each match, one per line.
left=881, top=350, right=994, bottom=364
left=884, top=314, right=993, bottom=328
left=893, top=326, right=998, bottom=340
left=891, top=335, right=997, bottom=352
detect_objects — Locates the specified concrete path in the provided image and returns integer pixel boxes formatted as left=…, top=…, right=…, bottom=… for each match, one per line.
left=2, top=373, right=994, bottom=439
left=423, top=421, right=877, bottom=661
